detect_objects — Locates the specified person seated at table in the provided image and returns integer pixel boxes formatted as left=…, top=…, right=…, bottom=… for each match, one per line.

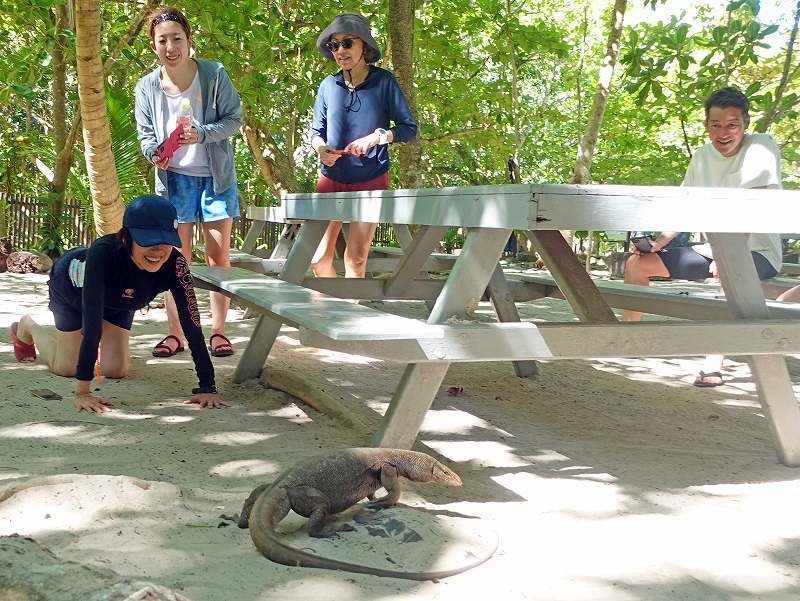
left=778, top=284, right=800, bottom=304
left=8, top=195, right=229, bottom=413
left=309, top=12, right=417, bottom=279
left=622, top=86, right=783, bottom=387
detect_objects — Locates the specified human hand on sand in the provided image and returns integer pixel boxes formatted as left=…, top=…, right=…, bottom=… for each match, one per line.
left=74, top=392, right=113, bottom=413
left=184, top=393, right=230, bottom=409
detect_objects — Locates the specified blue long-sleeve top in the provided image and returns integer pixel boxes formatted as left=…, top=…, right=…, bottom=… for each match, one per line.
left=68, top=235, right=214, bottom=388
left=311, top=66, right=417, bottom=184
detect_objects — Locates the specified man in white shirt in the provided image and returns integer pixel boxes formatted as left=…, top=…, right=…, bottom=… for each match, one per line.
left=623, top=87, right=782, bottom=386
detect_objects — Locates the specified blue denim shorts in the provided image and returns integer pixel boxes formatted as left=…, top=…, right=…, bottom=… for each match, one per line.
left=166, top=171, right=240, bottom=223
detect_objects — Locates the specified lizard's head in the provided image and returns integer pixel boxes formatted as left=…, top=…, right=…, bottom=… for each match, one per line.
left=431, top=460, right=462, bottom=486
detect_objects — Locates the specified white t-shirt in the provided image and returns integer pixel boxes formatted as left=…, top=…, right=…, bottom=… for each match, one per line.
left=682, top=133, right=783, bottom=272
left=163, top=71, right=210, bottom=177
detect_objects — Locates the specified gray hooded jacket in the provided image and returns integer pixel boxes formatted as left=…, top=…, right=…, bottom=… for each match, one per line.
left=135, top=58, right=242, bottom=196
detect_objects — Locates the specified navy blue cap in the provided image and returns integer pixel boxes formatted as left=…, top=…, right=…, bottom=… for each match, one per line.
left=123, top=195, right=181, bottom=248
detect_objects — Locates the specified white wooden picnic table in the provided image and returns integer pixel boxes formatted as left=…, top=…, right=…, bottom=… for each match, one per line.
left=206, top=184, right=800, bottom=466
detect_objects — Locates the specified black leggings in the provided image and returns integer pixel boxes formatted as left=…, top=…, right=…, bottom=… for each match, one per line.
left=657, top=246, right=778, bottom=281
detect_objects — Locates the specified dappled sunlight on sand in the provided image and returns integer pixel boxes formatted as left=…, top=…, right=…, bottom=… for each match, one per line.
left=267, top=405, right=313, bottom=424
left=103, top=410, right=157, bottom=420
left=209, top=459, right=280, bottom=478
left=200, top=431, right=276, bottom=446
left=419, top=408, right=513, bottom=437
left=0, top=422, right=92, bottom=439
left=157, top=415, right=195, bottom=423
left=494, top=470, right=628, bottom=515
left=514, top=479, right=800, bottom=595
left=424, top=440, right=532, bottom=468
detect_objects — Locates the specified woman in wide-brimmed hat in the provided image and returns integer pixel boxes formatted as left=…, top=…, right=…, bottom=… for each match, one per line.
left=309, top=12, right=417, bottom=279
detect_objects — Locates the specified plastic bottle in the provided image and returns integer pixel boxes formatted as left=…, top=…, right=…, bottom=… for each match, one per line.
left=177, top=98, right=192, bottom=132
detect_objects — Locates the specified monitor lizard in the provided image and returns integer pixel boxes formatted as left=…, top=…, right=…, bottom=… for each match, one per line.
left=238, top=447, right=495, bottom=580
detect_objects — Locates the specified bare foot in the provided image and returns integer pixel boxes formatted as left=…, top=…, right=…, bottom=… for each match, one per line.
left=16, top=315, right=34, bottom=344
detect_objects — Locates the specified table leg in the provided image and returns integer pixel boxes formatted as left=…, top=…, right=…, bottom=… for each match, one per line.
left=233, top=220, right=328, bottom=383
left=394, top=224, right=414, bottom=251
left=269, top=223, right=301, bottom=260
left=708, top=232, right=800, bottom=466
left=487, top=264, right=538, bottom=377
left=384, top=225, right=448, bottom=298
left=528, top=230, right=617, bottom=323
left=428, top=228, right=514, bottom=322
left=375, top=228, right=512, bottom=448
left=242, top=220, right=266, bottom=254
left=373, top=362, right=450, bottom=449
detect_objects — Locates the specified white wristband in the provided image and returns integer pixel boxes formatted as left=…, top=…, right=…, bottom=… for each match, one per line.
left=374, top=128, right=389, bottom=145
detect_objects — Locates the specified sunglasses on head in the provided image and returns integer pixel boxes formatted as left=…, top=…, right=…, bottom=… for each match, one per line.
left=325, top=37, right=359, bottom=52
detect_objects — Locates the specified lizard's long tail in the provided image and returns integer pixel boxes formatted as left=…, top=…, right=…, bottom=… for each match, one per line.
left=249, top=491, right=497, bottom=581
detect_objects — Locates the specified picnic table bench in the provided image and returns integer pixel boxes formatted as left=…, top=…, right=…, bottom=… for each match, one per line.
left=191, top=183, right=800, bottom=466
left=509, top=273, right=800, bottom=320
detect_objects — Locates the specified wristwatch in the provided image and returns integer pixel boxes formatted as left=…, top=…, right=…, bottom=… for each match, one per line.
left=374, top=128, right=389, bottom=145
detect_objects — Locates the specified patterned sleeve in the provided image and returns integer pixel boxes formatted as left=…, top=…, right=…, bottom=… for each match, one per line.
left=75, top=244, right=111, bottom=381
left=169, top=253, right=215, bottom=388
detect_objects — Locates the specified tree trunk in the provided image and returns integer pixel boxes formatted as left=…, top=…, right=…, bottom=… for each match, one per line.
left=75, top=0, right=123, bottom=236
left=571, top=0, right=627, bottom=184
left=50, top=3, right=71, bottom=218
left=506, top=0, right=522, bottom=183
left=242, top=119, right=301, bottom=199
left=388, top=0, right=422, bottom=189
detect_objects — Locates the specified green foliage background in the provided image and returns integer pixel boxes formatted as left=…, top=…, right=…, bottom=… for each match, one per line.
left=1, top=0, right=798, bottom=248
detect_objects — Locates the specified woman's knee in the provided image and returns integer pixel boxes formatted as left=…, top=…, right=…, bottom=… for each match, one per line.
left=103, top=365, right=129, bottom=379
left=99, top=352, right=129, bottom=379
left=205, top=252, right=230, bottom=268
left=624, top=255, right=644, bottom=280
left=343, top=249, right=369, bottom=269
left=51, top=362, right=77, bottom=378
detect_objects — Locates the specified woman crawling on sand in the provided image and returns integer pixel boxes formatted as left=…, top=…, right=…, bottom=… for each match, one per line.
left=9, top=194, right=229, bottom=413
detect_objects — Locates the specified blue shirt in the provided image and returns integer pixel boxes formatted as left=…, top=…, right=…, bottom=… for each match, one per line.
left=311, top=66, right=417, bottom=184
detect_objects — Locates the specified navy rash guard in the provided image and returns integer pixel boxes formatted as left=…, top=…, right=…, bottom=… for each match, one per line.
left=311, top=66, right=417, bottom=184
left=56, top=234, right=214, bottom=388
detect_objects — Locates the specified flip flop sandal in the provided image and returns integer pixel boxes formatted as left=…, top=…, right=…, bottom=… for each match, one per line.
left=153, top=335, right=184, bottom=358
left=9, top=322, right=36, bottom=362
left=693, top=370, right=724, bottom=387
left=209, top=333, right=234, bottom=357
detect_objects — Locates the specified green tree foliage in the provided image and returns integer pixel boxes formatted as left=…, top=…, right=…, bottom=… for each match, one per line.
left=620, top=0, right=800, bottom=184
left=1, top=0, right=797, bottom=249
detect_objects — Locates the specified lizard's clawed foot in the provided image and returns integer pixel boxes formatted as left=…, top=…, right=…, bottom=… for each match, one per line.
left=365, top=498, right=395, bottom=510
left=309, top=522, right=355, bottom=538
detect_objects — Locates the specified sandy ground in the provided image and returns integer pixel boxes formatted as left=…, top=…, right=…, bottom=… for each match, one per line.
left=1, top=271, right=800, bottom=600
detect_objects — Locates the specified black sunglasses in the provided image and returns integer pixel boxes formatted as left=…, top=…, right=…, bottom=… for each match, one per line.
left=325, top=37, right=359, bottom=53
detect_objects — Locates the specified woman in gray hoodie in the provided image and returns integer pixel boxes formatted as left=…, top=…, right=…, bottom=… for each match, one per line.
left=135, top=6, right=242, bottom=359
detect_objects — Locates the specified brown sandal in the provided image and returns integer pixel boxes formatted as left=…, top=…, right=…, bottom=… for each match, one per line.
left=153, top=335, right=184, bottom=358
left=209, top=333, right=234, bottom=357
